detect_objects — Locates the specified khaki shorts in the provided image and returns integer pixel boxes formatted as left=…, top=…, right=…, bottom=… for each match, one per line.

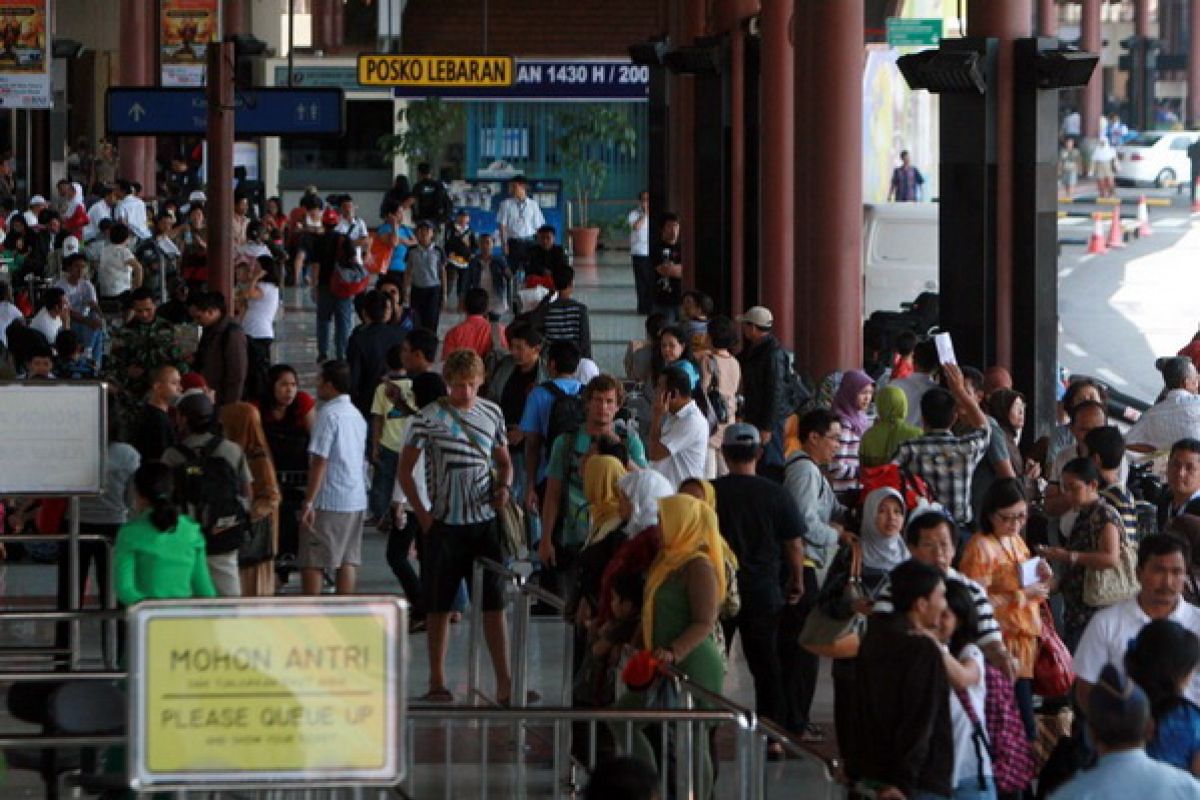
left=299, top=509, right=365, bottom=569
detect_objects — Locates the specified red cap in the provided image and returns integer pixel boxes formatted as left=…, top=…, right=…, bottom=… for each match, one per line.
left=321, top=208, right=340, bottom=226
left=180, top=372, right=208, bottom=391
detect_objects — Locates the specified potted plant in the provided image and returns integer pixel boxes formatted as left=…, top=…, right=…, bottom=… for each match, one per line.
left=554, top=106, right=637, bottom=258
left=377, top=97, right=466, bottom=174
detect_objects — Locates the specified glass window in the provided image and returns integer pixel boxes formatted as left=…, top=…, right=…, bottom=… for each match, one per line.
left=1130, top=133, right=1163, bottom=147
left=281, top=98, right=391, bottom=170
left=1170, top=136, right=1193, bottom=150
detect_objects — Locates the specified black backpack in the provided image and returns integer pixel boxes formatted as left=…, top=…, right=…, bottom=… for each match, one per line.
left=172, top=436, right=249, bottom=555
left=543, top=381, right=585, bottom=446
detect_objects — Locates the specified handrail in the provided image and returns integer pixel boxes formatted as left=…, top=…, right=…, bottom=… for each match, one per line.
left=0, top=671, right=125, bottom=682
left=408, top=705, right=738, bottom=724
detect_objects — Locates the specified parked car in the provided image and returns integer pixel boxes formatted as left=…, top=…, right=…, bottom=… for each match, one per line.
left=1115, top=130, right=1200, bottom=187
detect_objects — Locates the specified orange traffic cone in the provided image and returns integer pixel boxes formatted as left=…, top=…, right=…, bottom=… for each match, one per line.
left=1087, top=213, right=1108, bottom=254
left=1106, top=204, right=1125, bottom=249
left=1137, top=195, right=1152, bottom=236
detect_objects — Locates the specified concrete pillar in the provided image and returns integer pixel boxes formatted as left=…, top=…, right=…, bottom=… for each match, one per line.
left=759, top=0, right=794, bottom=350
left=729, top=29, right=746, bottom=317
left=1037, top=0, right=1058, bottom=36
left=968, top=0, right=1032, bottom=371
left=118, top=0, right=155, bottom=195
left=1081, top=0, right=1102, bottom=139
left=795, top=0, right=863, bottom=376
left=1190, top=0, right=1200, bottom=126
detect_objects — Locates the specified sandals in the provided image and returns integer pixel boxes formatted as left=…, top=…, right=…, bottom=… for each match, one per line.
left=417, top=687, right=453, bottom=703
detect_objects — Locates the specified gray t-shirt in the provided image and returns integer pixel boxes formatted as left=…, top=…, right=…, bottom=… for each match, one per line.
left=79, top=443, right=141, bottom=525
left=406, top=245, right=445, bottom=289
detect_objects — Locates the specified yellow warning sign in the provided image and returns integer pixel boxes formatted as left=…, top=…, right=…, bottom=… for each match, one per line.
left=129, top=598, right=406, bottom=789
left=357, top=54, right=514, bottom=87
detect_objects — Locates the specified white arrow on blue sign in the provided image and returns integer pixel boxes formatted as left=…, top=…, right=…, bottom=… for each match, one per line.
left=106, top=87, right=345, bottom=137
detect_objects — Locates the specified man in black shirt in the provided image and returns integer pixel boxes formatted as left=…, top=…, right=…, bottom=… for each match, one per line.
left=412, top=162, right=451, bottom=229
left=486, top=322, right=548, bottom=511
left=651, top=213, right=683, bottom=322
left=526, top=224, right=568, bottom=282
left=711, top=423, right=805, bottom=743
left=131, top=364, right=181, bottom=461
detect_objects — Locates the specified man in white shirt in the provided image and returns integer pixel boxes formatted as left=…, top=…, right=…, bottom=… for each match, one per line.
left=628, top=190, right=651, bottom=314
left=114, top=179, right=152, bottom=241
left=24, top=194, right=46, bottom=228
left=1073, top=534, right=1200, bottom=708
left=335, top=194, right=370, bottom=251
left=0, top=281, right=22, bottom=347
left=30, top=287, right=68, bottom=344
left=649, top=364, right=709, bottom=488
left=1128, top=356, right=1200, bottom=454
left=496, top=176, right=545, bottom=273
left=84, top=185, right=118, bottom=243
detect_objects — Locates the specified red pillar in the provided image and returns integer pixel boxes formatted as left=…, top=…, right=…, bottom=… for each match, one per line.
left=1080, top=0, right=1102, bottom=139
left=969, top=0, right=1032, bottom=371
left=207, top=42, right=235, bottom=311
left=729, top=28, right=746, bottom=317
left=667, top=0, right=703, bottom=289
left=118, top=0, right=155, bottom=196
left=1190, top=0, right=1200, bottom=126
left=313, top=0, right=333, bottom=51
left=224, top=0, right=245, bottom=36
left=795, top=0, right=862, bottom=377
left=1037, top=0, right=1058, bottom=37
left=1135, top=0, right=1152, bottom=37
left=332, top=0, right=345, bottom=51
left=759, top=0, right=795, bottom=350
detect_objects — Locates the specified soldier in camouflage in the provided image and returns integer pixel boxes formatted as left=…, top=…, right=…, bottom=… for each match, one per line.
left=106, top=286, right=189, bottom=400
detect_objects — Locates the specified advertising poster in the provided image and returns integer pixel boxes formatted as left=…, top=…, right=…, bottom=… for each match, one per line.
left=0, top=0, right=50, bottom=109
left=161, top=0, right=218, bottom=87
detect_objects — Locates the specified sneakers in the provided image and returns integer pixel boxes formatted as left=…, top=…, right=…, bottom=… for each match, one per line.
left=800, top=723, right=825, bottom=743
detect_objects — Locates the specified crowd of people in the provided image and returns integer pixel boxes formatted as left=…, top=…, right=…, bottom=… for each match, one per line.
left=7, top=159, right=1200, bottom=798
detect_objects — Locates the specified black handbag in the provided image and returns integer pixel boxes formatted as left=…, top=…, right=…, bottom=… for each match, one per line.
left=238, top=515, right=274, bottom=567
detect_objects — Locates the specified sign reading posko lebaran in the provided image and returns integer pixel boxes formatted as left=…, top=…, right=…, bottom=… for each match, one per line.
left=358, top=54, right=514, bottom=87
left=128, top=597, right=407, bottom=791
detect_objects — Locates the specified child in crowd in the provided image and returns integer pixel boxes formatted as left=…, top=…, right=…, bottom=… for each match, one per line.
left=23, top=343, right=55, bottom=379
left=443, top=209, right=476, bottom=309
left=54, top=328, right=96, bottom=379
left=370, top=343, right=414, bottom=533
left=892, top=330, right=917, bottom=381
left=576, top=571, right=644, bottom=707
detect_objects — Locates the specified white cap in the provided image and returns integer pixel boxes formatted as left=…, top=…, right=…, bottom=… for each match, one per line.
left=28, top=194, right=45, bottom=207
left=188, top=190, right=207, bottom=203
left=62, top=235, right=80, bottom=256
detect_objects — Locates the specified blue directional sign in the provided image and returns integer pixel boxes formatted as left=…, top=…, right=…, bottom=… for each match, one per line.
left=106, top=87, right=345, bottom=137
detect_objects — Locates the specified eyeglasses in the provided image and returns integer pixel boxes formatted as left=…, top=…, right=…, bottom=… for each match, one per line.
left=996, top=511, right=1028, bottom=523
left=822, top=432, right=841, bottom=442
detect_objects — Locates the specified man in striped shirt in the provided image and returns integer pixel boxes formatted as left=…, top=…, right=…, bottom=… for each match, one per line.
left=541, top=266, right=592, bottom=359
left=398, top=349, right=515, bottom=703
left=874, top=509, right=1018, bottom=680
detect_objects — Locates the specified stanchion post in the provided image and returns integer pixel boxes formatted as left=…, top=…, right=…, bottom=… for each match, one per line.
left=511, top=591, right=532, bottom=707
left=68, top=497, right=80, bottom=669
left=676, top=681, right=695, bottom=800
left=468, top=560, right=485, bottom=702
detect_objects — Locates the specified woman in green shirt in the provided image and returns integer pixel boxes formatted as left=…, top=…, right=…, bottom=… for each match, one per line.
left=114, top=462, right=216, bottom=605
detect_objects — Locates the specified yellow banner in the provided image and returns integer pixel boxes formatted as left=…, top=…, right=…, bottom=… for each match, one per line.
left=358, top=54, right=514, bottom=87
left=138, top=604, right=399, bottom=782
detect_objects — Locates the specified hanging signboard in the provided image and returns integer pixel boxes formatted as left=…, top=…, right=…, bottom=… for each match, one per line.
left=160, top=0, right=220, bottom=87
left=389, top=58, right=651, bottom=103
left=0, top=0, right=51, bottom=109
left=358, top=54, right=514, bottom=88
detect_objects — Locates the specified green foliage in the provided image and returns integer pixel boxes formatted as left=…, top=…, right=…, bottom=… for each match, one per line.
left=377, top=98, right=466, bottom=171
left=554, top=106, right=637, bottom=227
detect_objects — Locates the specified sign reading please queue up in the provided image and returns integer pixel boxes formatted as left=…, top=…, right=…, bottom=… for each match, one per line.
left=128, top=597, right=407, bottom=791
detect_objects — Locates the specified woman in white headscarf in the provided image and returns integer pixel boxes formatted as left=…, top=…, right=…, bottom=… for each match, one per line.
left=593, top=470, right=675, bottom=626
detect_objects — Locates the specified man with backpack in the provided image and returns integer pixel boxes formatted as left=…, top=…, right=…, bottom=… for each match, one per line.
left=162, top=393, right=253, bottom=596
left=411, top=162, right=452, bottom=230
left=520, top=340, right=584, bottom=512
left=311, top=208, right=354, bottom=362
left=538, top=374, right=648, bottom=597
left=738, top=305, right=802, bottom=482
left=300, top=360, right=369, bottom=596
left=191, top=291, right=248, bottom=406
left=347, top=290, right=408, bottom=417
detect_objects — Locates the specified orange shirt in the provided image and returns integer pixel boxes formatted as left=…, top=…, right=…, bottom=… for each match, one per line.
left=959, top=532, right=1043, bottom=678
left=443, top=315, right=505, bottom=359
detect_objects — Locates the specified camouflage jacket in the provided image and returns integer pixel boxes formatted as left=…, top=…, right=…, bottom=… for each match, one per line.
left=106, top=317, right=189, bottom=398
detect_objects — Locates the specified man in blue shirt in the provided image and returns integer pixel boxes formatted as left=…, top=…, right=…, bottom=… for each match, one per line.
left=521, top=340, right=583, bottom=509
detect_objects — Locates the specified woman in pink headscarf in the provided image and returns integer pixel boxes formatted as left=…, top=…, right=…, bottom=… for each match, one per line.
left=827, top=369, right=875, bottom=499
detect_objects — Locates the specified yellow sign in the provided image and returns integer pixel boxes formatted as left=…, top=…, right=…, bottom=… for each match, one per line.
left=358, top=54, right=514, bottom=87
left=130, top=598, right=405, bottom=789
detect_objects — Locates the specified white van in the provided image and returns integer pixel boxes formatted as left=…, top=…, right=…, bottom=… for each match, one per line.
left=862, top=202, right=938, bottom=317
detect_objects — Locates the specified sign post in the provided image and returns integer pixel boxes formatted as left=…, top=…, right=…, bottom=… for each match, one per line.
left=886, top=18, right=944, bottom=48
left=105, top=87, right=346, bottom=137
left=128, top=596, right=407, bottom=791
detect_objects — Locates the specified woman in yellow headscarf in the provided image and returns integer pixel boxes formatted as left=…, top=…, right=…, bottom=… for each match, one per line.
left=582, top=455, right=627, bottom=547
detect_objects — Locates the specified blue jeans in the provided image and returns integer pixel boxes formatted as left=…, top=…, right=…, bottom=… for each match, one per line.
left=952, top=775, right=996, bottom=800
left=316, top=286, right=353, bottom=359
left=72, top=320, right=104, bottom=369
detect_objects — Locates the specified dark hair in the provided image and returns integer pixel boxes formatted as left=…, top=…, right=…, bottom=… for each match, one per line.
left=958, top=365, right=985, bottom=395
left=192, top=291, right=225, bottom=313
left=905, top=510, right=956, bottom=548
left=134, top=462, right=181, bottom=532
left=245, top=220, right=263, bottom=242
left=63, top=252, right=86, bottom=271
left=722, top=441, right=760, bottom=465
left=1085, top=426, right=1125, bottom=471
left=418, top=162, right=432, bottom=176
left=361, top=290, right=389, bottom=323
left=509, top=174, right=527, bottom=185
left=301, top=193, right=322, bottom=211
left=54, top=328, right=81, bottom=357
left=1062, top=378, right=1108, bottom=412
left=1061, top=456, right=1101, bottom=486
left=890, top=559, right=945, bottom=614
left=1138, top=533, right=1190, bottom=571
left=1170, top=438, right=1200, bottom=461
left=681, top=290, right=714, bottom=317
left=944, top=579, right=979, bottom=657
left=644, top=312, right=667, bottom=339
left=376, top=273, right=404, bottom=292
left=551, top=265, right=574, bottom=292
left=583, top=374, right=626, bottom=406
left=262, top=364, right=300, bottom=413
left=595, top=434, right=629, bottom=464
left=585, top=756, right=658, bottom=800
left=661, top=212, right=679, bottom=224
left=108, top=221, right=131, bottom=245
left=412, top=371, right=448, bottom=407
left=610, top=572, right=645, bottom=608
left=1125, top=619, right=1200, bottom=724
left=978, top=478, right=1027, bottom=534
left=506, top=321, right=543, bottom=349
left=381, top=198, right=400, bottom=216
left=537, top=224, right=556, bottom=236
left=319, top=359, right=352, bottom=395
left=920, top=387, right=957, bottom=430
left=27, top=342, right=54, bottom=363
left=547, top=340, right=582, bottom=376
left=656, top=325, right=692, bottom=376
left=659, top=365, right=692, bottom=398
left=128, top=287, right=155, bottom=305
left=913, top=339, right=939, bottom=371
left=41, top=287, right=65, bottom=312
left=404, top=327, right=439, bottom=363
left=707, top=316, right=737, bottom=350
left=463, top=288, right=489, bottom=316
left=798, top=408, right=839, bottom=442
left=895, top=330, right=918, bottom=356
left=987, top=389, right=1025, bottom=438
left=385, top=342, right=405, bottom=371
left=116, top=178, right=133, bottom=195
left=256, top=255, right=279, bottom=285
left=1068, top=399, right=1107, bottom=425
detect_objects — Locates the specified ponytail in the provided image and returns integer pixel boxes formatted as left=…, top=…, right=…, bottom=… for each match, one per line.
left=133, top=462, right=181, bottom=533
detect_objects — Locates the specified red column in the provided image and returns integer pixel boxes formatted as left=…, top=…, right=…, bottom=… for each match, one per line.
left=668, top=0, right=703, bottom=289
left=332, top=0, right=345, bottom=51
left=312, top=0, right=333, bottom=51
left=1037, top=0, right=1058, bottom=37
left=207, top=42, right=235, bottom=309
left=1190, top=0, right=1200, bottom=126
left=759, top=0, right=795, bottom=350
left=1135, top=0, right=1152, bottom=37
left=224, top=0, right=245, bottom=36
left=729, top=29, right=746, bottom=317
left=118, top=0, right=155, bottom=195
left=795, top=0, right=863, bottom=377
left=1080, top=0, right=1102, bottom=139
left=969, top=0, right=1032, bottom=371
